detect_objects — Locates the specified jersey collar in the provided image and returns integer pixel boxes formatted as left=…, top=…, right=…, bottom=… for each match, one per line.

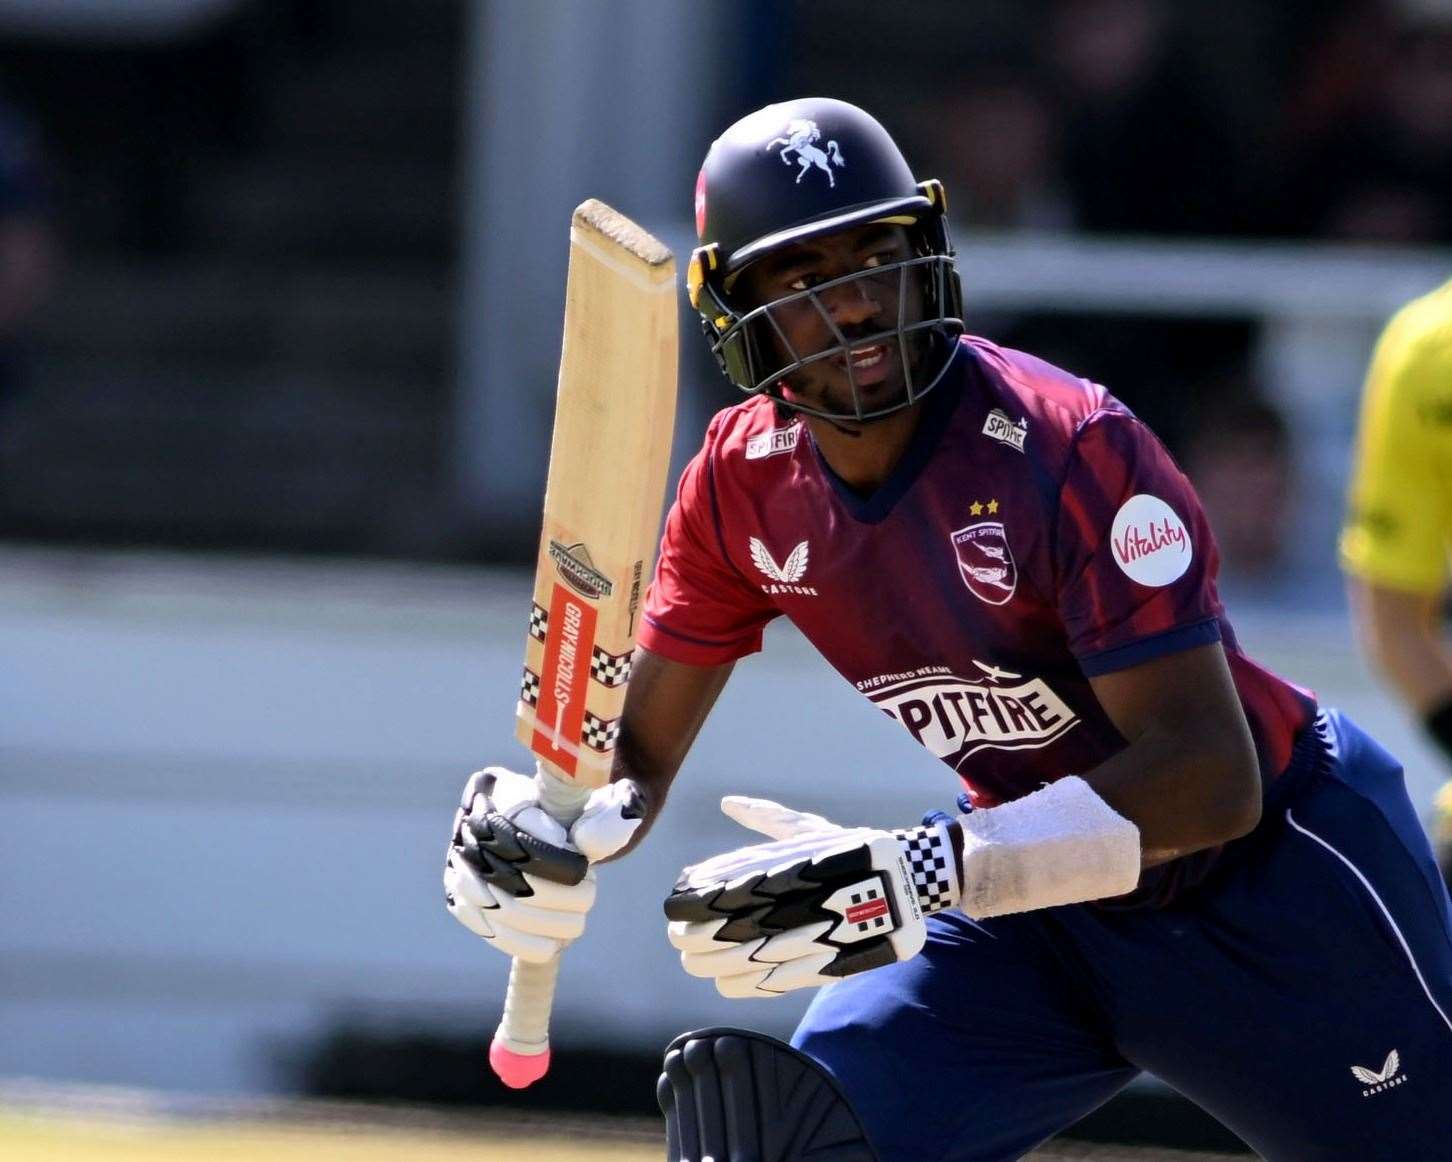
left=807, top=340, right=968, bottom=524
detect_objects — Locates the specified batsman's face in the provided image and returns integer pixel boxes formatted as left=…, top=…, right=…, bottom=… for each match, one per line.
left=737, top=223, right=926, bottom=415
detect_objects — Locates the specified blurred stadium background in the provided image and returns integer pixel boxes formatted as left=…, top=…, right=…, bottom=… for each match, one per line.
left=3, top=0, right=1451, bottom=1157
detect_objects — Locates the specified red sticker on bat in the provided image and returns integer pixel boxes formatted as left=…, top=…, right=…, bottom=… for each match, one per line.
left=532, top=583, right=598, bottom=777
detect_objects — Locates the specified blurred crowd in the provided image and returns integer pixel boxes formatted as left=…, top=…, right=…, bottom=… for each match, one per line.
left=917, top=0, right=1452, bottom=246
left=0, top=0, right=1449, bottom=573
left=864, top=0, right=1452, bottom=575
left=0, top=87, right=53, bottom=425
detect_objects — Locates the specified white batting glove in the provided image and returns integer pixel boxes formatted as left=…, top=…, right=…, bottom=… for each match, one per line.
left=444, top=766, right=645, bottom=964
left=664, top=796, right=961, bottom=998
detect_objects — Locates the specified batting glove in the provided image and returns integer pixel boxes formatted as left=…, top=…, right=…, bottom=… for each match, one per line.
left=664, top=796, right=961, bottom=998
left=444, top=766, right=644, bottom=964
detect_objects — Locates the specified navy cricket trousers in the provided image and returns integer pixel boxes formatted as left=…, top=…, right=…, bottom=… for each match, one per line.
left=794, top=710, right=1452, bottom=1161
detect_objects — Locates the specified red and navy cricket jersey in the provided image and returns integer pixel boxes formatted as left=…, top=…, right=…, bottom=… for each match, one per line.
left=640, top=337, right=1315, bottom=897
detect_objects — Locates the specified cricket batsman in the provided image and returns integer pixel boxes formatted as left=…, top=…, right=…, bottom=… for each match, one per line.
left=1341, top=277, right=1452, bottom=892
left=446, top=99, right=1452, bottom=1160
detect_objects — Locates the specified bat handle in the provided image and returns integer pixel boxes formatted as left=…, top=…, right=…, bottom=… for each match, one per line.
left=489, top=764, right=591, bottom=1089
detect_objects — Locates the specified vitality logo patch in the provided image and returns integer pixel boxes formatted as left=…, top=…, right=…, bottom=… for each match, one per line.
left=1110, top=494, right=1191, bottom=587
left=860, top=663, right=1079, bottom=767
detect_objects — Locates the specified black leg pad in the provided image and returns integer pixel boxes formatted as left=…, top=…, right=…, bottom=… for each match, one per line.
left=657, top=1027, right=878, bottom=1161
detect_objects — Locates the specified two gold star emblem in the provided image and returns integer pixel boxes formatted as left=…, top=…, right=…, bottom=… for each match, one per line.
left=969, top=499, right=1000, bottom=517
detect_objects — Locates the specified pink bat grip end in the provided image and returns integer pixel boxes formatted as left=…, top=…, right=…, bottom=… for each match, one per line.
left=490, top=1039, right=551, bottom=1089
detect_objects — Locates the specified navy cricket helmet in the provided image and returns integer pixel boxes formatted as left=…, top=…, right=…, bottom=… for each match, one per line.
left=687, top=97, right=964, bottom=422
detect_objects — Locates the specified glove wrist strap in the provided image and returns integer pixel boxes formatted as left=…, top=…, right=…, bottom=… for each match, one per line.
left=892, top=819, right=963, bottom=914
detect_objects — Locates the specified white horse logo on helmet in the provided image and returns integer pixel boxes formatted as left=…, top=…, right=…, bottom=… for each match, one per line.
left=769, top=119, right=845, bottom=187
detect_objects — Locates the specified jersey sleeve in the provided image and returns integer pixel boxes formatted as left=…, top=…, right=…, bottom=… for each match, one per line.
left=1339, top=306, right=1452, bottom=593
left=638, top=433, right=779, bottom=667
left=1054, top=408, right=1223, bottom=676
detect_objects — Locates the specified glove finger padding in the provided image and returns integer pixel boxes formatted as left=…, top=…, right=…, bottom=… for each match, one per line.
left=666, top=917, right=728, bottom=954
left=485, top=879, right=592, bottom=941
left=713, top=951, right=841, bottom=999
left=462, top=766, right=569, bottom=845
left=499, top=869, right=598, bottom=913
left=669, top=919, right=832, bottom=963
left=677, top=828, right=876, bottom=894
left=719, top=795, right=841, bottom=841
left=445, top=853, right=593, bottom=935
left=665, top=831, right=929, bottom=998
left=571, top=778, right=647, bottom=861
left=445, top=765, right=601, bottom=961
left=457, top=767, right=588, bottom=888
left=444, top=851, right=498, bottom=910
left=676, top=922, right=837, bottom=985
left=444, top=856, right=567, bottom=962
left=676, top=936, right=770, bottom=979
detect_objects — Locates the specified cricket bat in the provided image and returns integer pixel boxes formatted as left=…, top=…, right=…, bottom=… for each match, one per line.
left=489, top=200, right=677, bottom=1089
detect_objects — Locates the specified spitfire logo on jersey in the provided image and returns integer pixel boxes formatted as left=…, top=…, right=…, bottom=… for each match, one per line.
left=749, top=537, right=818, bottom=596
left=951, top=521, right=1017, bottom=605
left=981, top=408, right=1028, bottom=452
left=859, top=662, right=1079, bottom=767
left=1110, top=494, right=1192, bottom=587
left=745, top=425, right=801, bottom=460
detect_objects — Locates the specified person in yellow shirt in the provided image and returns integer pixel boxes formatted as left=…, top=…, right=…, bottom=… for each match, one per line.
left=1341, top=278, right=1452, bottom=888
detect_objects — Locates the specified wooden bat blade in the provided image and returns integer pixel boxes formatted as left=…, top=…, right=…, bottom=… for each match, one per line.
left=515, top=199, right=677, bottom=789
left=492, top=201, right=677, bottom=1089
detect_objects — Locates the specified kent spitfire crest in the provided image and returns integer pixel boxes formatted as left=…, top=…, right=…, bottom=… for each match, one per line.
left=951, top=521, right=1017, bottom=605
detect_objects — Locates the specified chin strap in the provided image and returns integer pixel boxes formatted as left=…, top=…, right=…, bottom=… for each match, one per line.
left=821, top=417, right=864, bottom=438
